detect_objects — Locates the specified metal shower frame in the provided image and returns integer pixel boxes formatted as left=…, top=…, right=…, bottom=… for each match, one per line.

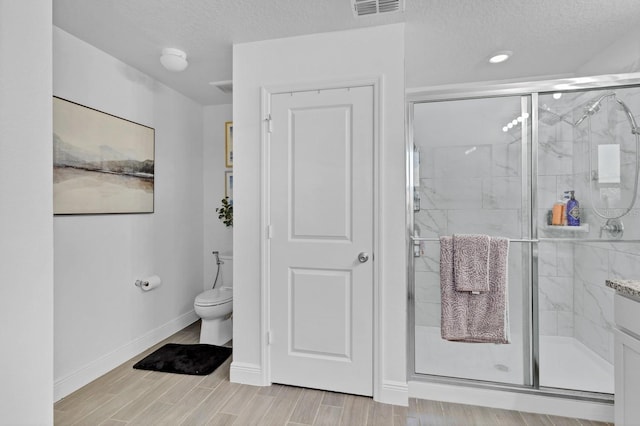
left=406, top=72, right=640, bottom=404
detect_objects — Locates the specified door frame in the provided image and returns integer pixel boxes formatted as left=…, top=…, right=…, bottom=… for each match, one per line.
left=260, top=76, right=382, bottom=397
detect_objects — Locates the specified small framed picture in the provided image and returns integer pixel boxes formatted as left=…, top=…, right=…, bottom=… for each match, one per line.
left=225, top=171, right=233, bottom=200
left=225, top=121, right=233, bottom=168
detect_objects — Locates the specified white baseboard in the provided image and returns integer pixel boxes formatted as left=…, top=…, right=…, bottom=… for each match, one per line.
left=409, top=381, right=613, bottom=423
left=230, top=361, right=267, bottom=386
left=54, top=310, right=199, bottom=402
left=376, top=380, right=409, bottom=406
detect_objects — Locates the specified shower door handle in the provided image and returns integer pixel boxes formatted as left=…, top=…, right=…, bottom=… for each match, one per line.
left=358, top=252, right=369, bottom=263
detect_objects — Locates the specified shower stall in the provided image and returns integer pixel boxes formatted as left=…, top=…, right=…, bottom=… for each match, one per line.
left=408, top=74, right=640, bottom=405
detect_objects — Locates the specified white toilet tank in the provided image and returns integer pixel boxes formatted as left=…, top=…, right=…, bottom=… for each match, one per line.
left=219, top=253, right=233, bottom=288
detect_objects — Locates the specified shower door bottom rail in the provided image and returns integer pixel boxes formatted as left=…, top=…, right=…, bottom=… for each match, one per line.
left=408, top=372, right=614, bottom=404
left=410, top=236, right=640, bottom=243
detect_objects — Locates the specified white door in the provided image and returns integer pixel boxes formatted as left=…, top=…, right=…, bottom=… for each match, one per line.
left=268, top=85, right=374, bottom=396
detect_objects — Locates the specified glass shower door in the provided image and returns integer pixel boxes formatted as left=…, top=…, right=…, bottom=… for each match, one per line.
left=536, top=86, right=640, bottom=394
left=412, top=96, right=532, bottom=386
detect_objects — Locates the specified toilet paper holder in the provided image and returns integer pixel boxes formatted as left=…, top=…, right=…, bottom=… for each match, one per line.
left=134, top=275, right=162, bottom=291
left=134, top=279, right=148, bottom=288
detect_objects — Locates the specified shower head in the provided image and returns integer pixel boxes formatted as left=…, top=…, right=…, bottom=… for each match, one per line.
left=584, top=99, right=602, bottom=115
left=574, top=92, right=640, bottom=135
left=574, top=92, right=613, bottom=126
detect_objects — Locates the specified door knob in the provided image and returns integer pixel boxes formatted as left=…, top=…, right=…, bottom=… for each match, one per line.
left=358, top=252, right=369, bottom=263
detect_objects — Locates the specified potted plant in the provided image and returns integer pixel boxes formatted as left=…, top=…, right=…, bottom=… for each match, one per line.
left=216, top=197, right=233, bottom=227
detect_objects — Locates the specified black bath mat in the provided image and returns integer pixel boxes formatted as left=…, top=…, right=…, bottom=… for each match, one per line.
left=133, top=343, right=232, bottom=376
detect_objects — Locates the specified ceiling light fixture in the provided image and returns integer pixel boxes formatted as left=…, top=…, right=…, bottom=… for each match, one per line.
left=488, top=51, right=512, bottom=64
left=160, top=48, right=188, bottom=72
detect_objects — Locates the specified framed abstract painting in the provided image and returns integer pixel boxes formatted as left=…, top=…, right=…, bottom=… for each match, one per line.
left=53, top=97, right=155, bottom=214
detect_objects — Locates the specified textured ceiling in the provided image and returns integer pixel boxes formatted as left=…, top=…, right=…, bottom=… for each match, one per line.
left=53, top=0, right=640, bottom=105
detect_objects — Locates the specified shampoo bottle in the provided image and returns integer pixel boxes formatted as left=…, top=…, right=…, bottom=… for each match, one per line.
left=567, top=190, right=580, bottom=226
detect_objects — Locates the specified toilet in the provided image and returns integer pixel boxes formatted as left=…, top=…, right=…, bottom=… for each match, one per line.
left=194, top=253, right=233, bottom=345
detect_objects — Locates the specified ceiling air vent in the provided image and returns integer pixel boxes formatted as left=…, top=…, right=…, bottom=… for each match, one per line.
left=209, top=80, right=233, bottom=94
left=351, top=0, right=404, bottom=17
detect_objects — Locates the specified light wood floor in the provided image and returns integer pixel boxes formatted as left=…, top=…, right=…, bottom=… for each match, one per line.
left=54, top=321, right=612, bottom=425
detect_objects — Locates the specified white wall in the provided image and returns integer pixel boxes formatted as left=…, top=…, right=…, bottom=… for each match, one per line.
left=203, top=104, right=233, bottom=289
left=0, top=1, right=54, bottom=424
left=231, top=24, right=407, bottom=404
left=53, top=27, right=204, bottom=399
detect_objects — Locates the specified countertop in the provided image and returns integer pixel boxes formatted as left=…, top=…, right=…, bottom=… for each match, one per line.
left=606, top=279, right=640, bottom=299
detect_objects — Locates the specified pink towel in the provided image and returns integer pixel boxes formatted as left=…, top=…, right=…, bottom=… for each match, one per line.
left=440, top=236, right=510, bottom=344
left=453, top=234, right=490, bottom=292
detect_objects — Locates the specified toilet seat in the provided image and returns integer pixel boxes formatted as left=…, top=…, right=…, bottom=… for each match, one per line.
left=195, top=287, right=232, bottom=307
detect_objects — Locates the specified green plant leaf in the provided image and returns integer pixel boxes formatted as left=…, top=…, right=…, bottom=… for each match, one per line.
left=216, top=197, right=233, bottom=227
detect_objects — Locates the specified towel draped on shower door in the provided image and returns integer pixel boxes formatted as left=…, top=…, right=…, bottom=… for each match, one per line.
left=452, top=234, right=490, bottom=292
left=440, top=234, right=510, bottom=344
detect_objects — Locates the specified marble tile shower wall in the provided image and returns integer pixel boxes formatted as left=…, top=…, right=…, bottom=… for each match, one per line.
left=414, top=138, right=523, bottom=328
left=568, top=88, right=640, bottom=363
left=537, top=118, right=576, bottom=338
left=572, top=88, right=640, bottom=241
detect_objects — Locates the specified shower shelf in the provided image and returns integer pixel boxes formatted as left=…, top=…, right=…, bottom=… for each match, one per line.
left=542, top=224, right=590, bottom=233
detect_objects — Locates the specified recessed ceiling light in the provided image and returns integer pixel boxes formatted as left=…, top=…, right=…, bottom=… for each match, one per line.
left=488, top=51, right=512, bottom=64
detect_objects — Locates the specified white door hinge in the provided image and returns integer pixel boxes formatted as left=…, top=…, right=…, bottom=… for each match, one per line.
left=265, top=114, right=273, bottom=133
left=267, top=330, right=272, bottom=345
left=267, top=225, right=273, bottom=239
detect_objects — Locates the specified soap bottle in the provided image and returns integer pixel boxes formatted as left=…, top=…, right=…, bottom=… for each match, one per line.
left=551, top=196, right=565, bottom=226
left=566, top=190, right=580, bottom=226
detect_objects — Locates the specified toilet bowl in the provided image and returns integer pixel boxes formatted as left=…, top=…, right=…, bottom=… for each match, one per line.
left=194, top=287, right=233, bottom=345
left=194, top=253, right=233, bottom=345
